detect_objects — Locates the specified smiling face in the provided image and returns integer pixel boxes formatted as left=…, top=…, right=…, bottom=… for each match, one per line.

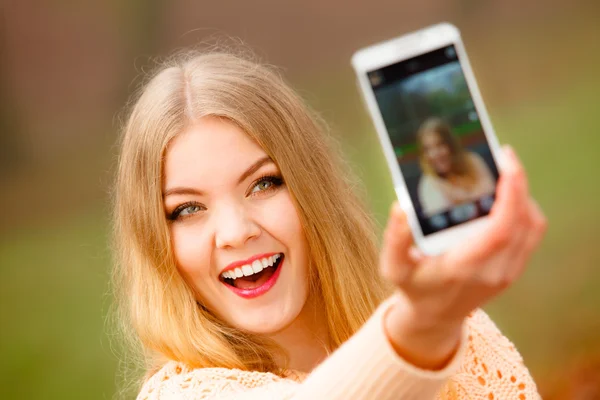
left=162, top=117, right=310, bottom=334
left=420, top=130, right=453, bottom=176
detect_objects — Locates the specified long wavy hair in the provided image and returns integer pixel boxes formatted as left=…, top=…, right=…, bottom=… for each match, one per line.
left=416, top=117, right=479, bottom=188
left=112, top=48, right=393, bottom=387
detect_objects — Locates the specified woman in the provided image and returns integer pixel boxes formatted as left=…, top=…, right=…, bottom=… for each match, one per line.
left=113, top=50, right=547, bottom=399
left=416, top=118, right=496, bottom=216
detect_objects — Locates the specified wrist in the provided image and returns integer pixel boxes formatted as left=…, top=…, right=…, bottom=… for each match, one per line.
left=384, top=301, right=464, bottom=370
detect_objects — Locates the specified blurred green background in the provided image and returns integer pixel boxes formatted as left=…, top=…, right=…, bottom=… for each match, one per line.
left=1, top=1, right=599, bottom=399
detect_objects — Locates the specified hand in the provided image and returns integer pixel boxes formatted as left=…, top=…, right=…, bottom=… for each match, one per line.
left=380, top=146, right=547, bottom=369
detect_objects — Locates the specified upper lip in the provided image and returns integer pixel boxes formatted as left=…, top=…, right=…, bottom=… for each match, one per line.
left=221, top=252, right=282, bottom=274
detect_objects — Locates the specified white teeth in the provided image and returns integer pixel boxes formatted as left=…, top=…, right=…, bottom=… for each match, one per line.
left=252, top=260, right=263, bottom=273
left=242, top=265, right=254, bottom=276
left=221, top=254, right=282, bottom=281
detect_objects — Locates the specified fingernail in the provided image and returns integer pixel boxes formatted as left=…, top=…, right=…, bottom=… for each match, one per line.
left=503, top=145, right=519, bottom=173
left=392, top=203, right=405, bottom=219
left=504, top=145, right=515, bottom=160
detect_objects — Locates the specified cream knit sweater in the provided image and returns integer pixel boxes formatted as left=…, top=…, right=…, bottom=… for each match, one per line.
left=138, top=299, right=540, bottom=399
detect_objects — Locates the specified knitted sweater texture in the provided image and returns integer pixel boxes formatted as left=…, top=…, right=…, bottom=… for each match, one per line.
left=138, top=300, right=540, bottom=400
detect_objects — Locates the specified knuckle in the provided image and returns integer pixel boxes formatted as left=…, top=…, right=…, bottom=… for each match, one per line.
left=489, top=225, right=512, bottom=250
left=498, top=272, right=515, bottom=289
left=443, top=273, right=463, bottom=286
left=528, top=231, right=544, bottom=253
left=482, top=272, right=512, bottom=290
left=536, top=214, right=548, bottom=233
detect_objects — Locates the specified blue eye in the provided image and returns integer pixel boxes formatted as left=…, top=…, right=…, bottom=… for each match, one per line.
left=169, top=203, right=204, bottom=220
left=251, top=179, right=273, bottom=193
left=250, top=175, right=283, bottom=195
left=179, top=205, right=202, bottom=216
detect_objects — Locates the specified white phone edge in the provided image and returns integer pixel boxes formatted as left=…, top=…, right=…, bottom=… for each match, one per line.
left=351, top=22, right=506, bottom=256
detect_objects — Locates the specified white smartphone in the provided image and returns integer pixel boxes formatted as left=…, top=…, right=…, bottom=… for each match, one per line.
left=352, top=23, right=505, bottom=255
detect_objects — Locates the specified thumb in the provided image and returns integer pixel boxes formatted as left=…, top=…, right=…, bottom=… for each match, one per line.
left=380, top=202, right=418, bottom=286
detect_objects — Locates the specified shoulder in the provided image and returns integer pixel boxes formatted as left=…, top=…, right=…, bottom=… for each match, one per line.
left=465, top=309, right=524, bottom=362
left=418, top=174, right=441, bottom=196
left=466, top=152, right=490, bottom=171
left=138, top=361, right=298, bottom=400
left=447, top=309, right=541, bottom=399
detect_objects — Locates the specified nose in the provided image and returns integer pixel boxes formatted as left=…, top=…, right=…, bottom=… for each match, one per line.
left=213, top=202, right=261, bottom=249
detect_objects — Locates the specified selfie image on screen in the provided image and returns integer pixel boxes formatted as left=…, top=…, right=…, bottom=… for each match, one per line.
left=368, top=45, right=499, bottom=236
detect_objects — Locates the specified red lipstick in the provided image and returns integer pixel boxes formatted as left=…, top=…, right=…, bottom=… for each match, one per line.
left=222, top=254, right=284, bottom=299
left=221, top=252, right=281, bottom=274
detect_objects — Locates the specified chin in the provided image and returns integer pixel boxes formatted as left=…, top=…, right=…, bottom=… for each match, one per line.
left=216, top=258, right=310, bottom=335
left=434, top=165, right=451, bottom=176
left=227, top=303, right=302, bottom=335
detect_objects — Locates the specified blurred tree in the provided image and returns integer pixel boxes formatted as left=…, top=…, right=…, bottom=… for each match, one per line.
left=0, top=6, right=24, bottom=177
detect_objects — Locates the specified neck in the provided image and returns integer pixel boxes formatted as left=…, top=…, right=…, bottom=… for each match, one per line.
left=268, top=293, right=330, bottom=373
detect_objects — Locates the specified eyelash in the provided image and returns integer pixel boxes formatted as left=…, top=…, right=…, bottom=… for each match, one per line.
left=168, top=201, right=204, bottom=221
left=248, top=174, right=284, bottom=196
left=168, top=174, right=284, bottom=221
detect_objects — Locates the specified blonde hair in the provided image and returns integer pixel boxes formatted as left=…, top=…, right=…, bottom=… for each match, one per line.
left=112, top=49, right=392, bottom=383
left=416, top=117, right=479, bottom=187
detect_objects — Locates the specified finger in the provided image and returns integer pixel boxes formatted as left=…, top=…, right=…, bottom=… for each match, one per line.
left=488, top=147, right=532, bottom=273
left=507, top=198, right=548, bottom=281
left=380, top=202, right=417, bottom=285
left=482, top=218, right=530, bottom=289
left=529, top=199, right=548, bottom=240
left=468, top=146, right=528, bottom=261
left=493, top=145, right=529, bottom=221
left=408, top=246, right=426, bottom=264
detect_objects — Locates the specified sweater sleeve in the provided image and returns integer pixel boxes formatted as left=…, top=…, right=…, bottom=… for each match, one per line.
left=137, top=296, right=469, bottom=400
left=291, top=295, right=469, bottom=400
left=436, top=309, right=542, bottom=400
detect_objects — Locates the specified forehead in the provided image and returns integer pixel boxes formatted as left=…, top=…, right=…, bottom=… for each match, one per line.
left=163, top=117, right=267, bottom=189
left=421, top=130, right=443, bottom=144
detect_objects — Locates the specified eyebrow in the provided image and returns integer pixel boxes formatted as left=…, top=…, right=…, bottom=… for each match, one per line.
left=163, top=155, right=273, bottom=198
left=237, top=155, right=273, bottom=184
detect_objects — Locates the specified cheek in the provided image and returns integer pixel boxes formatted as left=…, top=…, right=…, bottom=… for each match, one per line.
left=170, top=223, right=212, bottom=283
left=440, top=146, right=451, bottom=158
left=429, top=146, right=450, bottom=163
left=259, top=190, right=306, bottom=250
left=425, top=147, right=440, bottom=162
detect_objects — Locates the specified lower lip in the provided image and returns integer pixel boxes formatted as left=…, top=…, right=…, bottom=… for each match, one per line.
left=224, top=257, right=284, bottom=299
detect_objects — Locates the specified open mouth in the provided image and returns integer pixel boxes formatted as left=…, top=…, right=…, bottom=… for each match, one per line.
left=220, top=253, right=284, bottom=291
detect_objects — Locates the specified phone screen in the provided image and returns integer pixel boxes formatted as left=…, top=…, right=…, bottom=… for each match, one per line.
left=368, top=45, right=499, bottom=236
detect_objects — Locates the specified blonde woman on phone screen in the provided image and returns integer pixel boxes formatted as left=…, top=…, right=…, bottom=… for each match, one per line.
left=417, top=117, right=496, bottom=216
